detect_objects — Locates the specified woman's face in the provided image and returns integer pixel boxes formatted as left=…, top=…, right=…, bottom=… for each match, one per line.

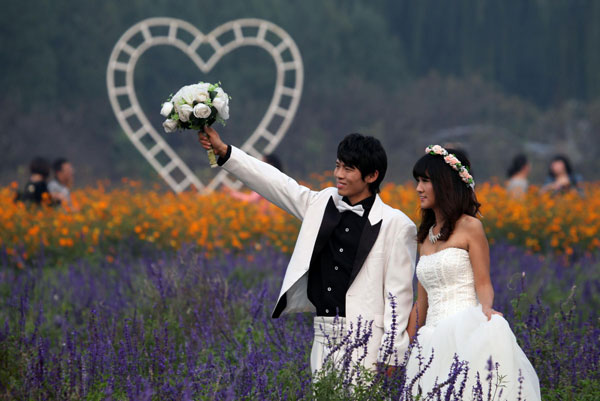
left=550, top=160, right=567, bottom=176
left=416, top=176, right=435, bottom=209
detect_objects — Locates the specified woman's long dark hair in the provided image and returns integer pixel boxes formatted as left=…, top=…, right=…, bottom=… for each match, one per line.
left=412, top=149, right=481, bottom=244
left=548, top=154, right=573, bottom=178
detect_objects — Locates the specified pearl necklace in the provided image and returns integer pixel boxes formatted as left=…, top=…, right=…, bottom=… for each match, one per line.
left=428, top=225, right=442, bottom=244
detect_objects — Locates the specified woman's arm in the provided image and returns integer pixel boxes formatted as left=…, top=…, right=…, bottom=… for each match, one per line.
left=225, top=187, right=263, bottom=203
left=407, top=281, right=428, bottom=341
left=466, top=217, right=502, bottom=320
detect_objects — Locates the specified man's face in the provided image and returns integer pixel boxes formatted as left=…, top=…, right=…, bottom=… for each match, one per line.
left=57, top=162, right=74, bottom=187
left=334, top=159, right=373, bottom=202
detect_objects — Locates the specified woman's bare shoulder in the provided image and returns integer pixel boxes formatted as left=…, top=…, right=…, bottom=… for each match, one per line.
left=456, top=214, right=484, bottom=233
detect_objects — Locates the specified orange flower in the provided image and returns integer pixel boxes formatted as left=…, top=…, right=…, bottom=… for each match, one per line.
left=0, top=180, right=598, bottom=268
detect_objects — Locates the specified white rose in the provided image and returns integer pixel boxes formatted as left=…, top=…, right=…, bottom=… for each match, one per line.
left=215, top=87, right=226, bottom=97
left=178, top=104, right=194, bottom=122
left=213, top=99, right=229, bottom=119
left=160, top=102, right=174, bottom=117
left=195, top=92, right=209, bottom=103
left=173, top=102, right=182, bottom=116
left=187, top=87, right=199, bottom=104
left=174, top=85, right=196, bottom=105
left=193, top=83, right=210, bottom=103
left=193, top=103, right=211, bottom=119
left=171, top=90, right=182, bottom=103
left=162, top=119, right=178, bottom=133
left=197, top=82, right=210, bottom=92
left=212, top=92, right=230, bottom=120
left=431, top=145, right=445, bottom=155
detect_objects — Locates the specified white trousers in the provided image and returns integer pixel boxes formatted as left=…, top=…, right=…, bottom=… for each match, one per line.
left=310, top=316, right=347, bottom=376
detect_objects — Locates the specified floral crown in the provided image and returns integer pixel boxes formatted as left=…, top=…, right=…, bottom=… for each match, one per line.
left=425, top=145, right=475, bottom=189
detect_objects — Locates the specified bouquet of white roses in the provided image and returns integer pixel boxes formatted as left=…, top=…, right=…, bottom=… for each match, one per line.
left=160, top=82, right=230, bottom=167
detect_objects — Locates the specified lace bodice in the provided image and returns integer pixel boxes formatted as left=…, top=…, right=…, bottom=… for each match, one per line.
left=417, top=247, right=479, bottom=327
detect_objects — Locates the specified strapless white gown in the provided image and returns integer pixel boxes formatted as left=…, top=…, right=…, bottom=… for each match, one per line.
left=406, top=248, right=541, bottom=400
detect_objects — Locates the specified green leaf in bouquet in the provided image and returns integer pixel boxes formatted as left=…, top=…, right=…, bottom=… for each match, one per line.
left=215, top=115, right=227, bottom=126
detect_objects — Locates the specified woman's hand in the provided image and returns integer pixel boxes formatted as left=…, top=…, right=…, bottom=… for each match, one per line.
left=482, top=305, right=503, bottom=320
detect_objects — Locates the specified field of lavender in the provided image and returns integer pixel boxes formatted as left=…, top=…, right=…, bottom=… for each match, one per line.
left=0, top=240, right=598, bottom=400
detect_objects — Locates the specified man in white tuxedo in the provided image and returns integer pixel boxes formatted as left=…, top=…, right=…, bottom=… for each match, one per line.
left=199, top=127, right=417, bottom=374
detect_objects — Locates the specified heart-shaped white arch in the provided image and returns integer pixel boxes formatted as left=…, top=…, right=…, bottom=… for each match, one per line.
left=107, top=17, right=303, bottom=192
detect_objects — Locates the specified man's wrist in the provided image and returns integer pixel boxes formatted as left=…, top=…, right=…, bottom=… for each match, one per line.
left=217, top=145, right=232, bottom=166
left=216, top=143, right=228, bottom=157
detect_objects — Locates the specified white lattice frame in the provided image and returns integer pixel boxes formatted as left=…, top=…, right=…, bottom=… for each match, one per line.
left=107, top=17, right=303, bottom=192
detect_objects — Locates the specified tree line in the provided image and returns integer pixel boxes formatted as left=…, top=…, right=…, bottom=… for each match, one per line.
left=2, top=0, right=599, bottom=184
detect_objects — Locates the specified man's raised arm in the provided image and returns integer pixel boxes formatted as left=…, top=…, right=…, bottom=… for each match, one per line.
left=199, top=127, right=317, bottom=220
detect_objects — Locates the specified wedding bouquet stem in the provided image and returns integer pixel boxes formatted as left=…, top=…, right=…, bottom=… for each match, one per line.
left=200, top=131, right=218, bottom=168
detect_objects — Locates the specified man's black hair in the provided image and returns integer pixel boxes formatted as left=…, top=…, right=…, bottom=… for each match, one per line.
left=52, top=158, right=69, bottom=174
left=264, top=153, right=283, bottom=172
left=29, top=157, right=50, bottom=179
left=337, top=133, right=387, bottom=194
left=507, top=154, right=528, bottom=178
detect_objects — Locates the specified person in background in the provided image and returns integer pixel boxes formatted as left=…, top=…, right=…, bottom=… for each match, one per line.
left=225, top=154, right=283, bottom=206
left=506, top=154, right=530, bottom=197
left=541, top=155, right=583, bottom=195
left=48, top=158, right=77, bottom=210
left=16, top=157, right=52, bottom=205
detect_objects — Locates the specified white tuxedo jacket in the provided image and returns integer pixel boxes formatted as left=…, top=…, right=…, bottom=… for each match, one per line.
left=221, top=146, right=417, bottom=365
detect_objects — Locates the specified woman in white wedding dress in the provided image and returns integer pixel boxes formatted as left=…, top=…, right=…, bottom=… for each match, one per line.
left=405, top=145, right=541, bottom=400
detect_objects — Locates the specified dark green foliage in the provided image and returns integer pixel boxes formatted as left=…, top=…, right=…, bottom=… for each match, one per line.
left=3, top=1, right=599, bottom=108
left=2, top=0, right=600, bottom=185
